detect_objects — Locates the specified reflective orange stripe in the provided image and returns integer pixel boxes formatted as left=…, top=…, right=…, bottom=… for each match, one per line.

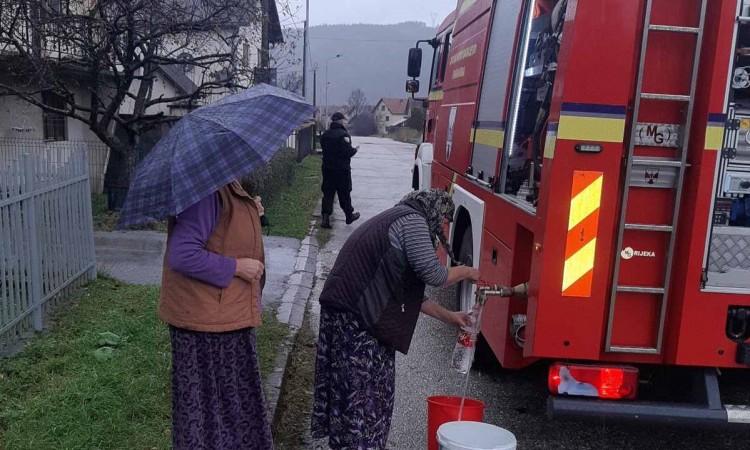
left=562, top=171, right=604, bottom=297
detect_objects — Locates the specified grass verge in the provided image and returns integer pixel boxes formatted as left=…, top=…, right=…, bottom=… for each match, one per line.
left=0, top=277, right=288, bottom=450
left=272, top=305, right=317, bottom=450
left=263, top=155, right=322, bottom=240
left=93, top=153, right=322, bottom=238
left=92, top=194, right=167, bottom=233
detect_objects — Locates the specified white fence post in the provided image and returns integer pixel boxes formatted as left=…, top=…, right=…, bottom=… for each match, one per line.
left=79, top=150, right=97, bottom=281
left=23, top=154, right=44, bottom=331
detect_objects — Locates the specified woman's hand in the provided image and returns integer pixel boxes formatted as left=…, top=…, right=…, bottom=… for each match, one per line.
left=450, top=311, right=472, bottom=329
left=444, top=265, right=482, bottom=287
left=464, top=266, right=481, bottom=282
left=253, top=196, right=265, bottom=216
left=422, top=300, right=471, bottom=329
left=236, top=258, right=264, bottom=282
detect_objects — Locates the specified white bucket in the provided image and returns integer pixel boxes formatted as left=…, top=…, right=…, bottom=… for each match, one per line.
left=437, top=421, right=517, bottom=450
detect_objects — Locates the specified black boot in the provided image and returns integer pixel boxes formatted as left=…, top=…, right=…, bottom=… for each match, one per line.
left=321, top=214, right=332, bottom=229
left=345, top=212, right=360, bottom=225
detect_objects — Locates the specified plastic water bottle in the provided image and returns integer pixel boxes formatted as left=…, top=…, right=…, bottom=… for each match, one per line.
left=450, top=303, right=482, bottom=374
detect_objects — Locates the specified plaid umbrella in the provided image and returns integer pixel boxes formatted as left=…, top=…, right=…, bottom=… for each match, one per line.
left=118, top=84, right=313, bottom=228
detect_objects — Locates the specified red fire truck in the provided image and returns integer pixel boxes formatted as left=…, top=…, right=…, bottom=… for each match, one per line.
left=406, top=0, right=750, bottom=424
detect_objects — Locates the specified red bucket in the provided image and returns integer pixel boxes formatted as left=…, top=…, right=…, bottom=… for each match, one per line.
left=427, top=396, right=485, bottom=450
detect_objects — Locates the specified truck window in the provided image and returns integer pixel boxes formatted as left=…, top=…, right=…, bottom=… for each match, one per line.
left=500, top=0, right=566, bottom=211
left=431, top=32, right=452, bottom=89
left=430, top=44, right=441, bottom=89
left=439, top=32, right=452, bottom=83
left=470, top=0, right=526, bottom=188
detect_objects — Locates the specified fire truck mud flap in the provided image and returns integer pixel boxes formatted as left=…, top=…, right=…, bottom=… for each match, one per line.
left=548, top=369, right=750, bottom=426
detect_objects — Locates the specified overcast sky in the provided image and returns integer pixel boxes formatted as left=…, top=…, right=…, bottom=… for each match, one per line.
left=284, top=0, right=458, bottom=27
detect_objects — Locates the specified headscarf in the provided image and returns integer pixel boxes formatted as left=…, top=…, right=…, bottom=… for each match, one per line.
left=397, top=189, right=456, bottom=262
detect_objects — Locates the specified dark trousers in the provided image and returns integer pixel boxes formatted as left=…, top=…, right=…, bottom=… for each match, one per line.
left=322, top=188, right=353, bottom=216
left=322, top=169, right=354, bottom=217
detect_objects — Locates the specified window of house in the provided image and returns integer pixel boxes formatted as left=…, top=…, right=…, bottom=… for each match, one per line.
left=45, top=0, right=63, bottom=13
left=42, top=91, right=67, bottom=141
left=243, top=43, right=250, bottom=67
left=386, top=116, right=390, bottom=121
left=178, top=52, right=194, bottom=75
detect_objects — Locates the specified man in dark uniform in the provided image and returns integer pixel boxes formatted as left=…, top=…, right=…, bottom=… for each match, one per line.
left=320, top=112, right=360, bottom=228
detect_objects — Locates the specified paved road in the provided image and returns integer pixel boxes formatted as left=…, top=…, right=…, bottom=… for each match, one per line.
left=95, top=230, right=300, bottom=308
left=310, top=137, right=750, bottom=449
left=310, top=136, right=417, bottom=288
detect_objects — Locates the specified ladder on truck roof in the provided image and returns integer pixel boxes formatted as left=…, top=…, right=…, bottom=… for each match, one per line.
left=605, top=0, right=708, bottom=355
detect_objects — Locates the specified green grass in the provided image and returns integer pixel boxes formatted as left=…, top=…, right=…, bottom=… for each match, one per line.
left=263, top=155, right=322, bottom=240
left=92, top=194, right=167, bottom=233
left=0, top=277, right=288, bottom=450
left=93, top=154, right=322, bottom=238
left=91, top=193, right=120, bottom=232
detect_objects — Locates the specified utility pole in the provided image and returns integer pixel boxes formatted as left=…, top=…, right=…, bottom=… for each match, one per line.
left=313, top=65, right=318, bottom=147
left=324, top=54, right=342, bottom=125
left=259, top=0, right=270, bottom=83
left=312, top=65, right=317, bottom=109
left=302, top=0, right=309, bottom=98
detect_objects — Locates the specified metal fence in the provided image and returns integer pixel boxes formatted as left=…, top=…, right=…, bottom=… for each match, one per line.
left=0, top=148, right=96, bottom=351
left=0, top=138, right=110, bottom=194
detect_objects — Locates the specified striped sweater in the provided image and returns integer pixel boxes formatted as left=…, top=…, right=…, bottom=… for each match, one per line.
left=388, top=214, right=448, bottom=287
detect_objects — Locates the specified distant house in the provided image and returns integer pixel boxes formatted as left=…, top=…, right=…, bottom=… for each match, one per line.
left=373, top=98, right=419, bottom=135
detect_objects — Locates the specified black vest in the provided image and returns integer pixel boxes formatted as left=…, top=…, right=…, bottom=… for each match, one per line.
left=319, top=205, right=427, bottom=354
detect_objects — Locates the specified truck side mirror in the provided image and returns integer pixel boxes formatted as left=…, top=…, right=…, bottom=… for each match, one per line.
left=408, top=48, right=422, bottom=78
left=406, top=79, right=420, bottom=94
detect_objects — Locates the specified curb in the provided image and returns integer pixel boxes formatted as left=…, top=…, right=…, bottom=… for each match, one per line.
left=265, top=221, right=320, bottom=423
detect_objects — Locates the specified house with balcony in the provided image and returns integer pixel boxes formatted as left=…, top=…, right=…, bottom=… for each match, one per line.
left=0, top=0, right=283, bottom=192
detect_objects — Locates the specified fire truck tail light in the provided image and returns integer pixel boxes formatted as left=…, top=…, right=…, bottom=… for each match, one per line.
left=548, top=363, right=639, bottom=400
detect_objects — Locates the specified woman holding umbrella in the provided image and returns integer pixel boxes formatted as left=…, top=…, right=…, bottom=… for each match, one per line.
left=119, top=84, right=314, bottom=449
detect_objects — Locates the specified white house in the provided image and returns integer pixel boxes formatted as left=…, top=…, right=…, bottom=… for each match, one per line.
left=373, top=98, right=415, bottom=135
left=120, top=0, right=283, bottom=118
left=0, top=0, right=283, bottom=192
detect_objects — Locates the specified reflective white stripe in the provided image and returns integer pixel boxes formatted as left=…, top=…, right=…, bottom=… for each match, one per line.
left=726, top=405, right=750, bottom=424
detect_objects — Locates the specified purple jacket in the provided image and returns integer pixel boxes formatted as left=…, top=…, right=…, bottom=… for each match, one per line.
left=167, top=193, right=237, bottom=288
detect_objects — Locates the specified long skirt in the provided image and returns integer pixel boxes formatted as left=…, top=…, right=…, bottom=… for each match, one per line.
left=311, top=308, right=396, bottom=450
left=170, top=326, right=274, bottom=450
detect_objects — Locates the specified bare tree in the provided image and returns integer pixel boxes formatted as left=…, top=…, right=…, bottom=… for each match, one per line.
left=347, top=88, right=368, bottom=119
left=350, top=112, right=377, bottom=137
left=278, top=71, right=302, bottom=95
left=0, top=0, right=274, bottom=181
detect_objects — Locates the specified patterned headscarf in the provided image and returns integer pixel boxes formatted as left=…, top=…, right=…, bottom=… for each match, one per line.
left=398, top=189, right=456, bottom=261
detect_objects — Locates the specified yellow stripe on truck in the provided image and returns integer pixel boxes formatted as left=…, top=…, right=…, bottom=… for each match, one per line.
left=470, top=128, right=505, bottom=148
left=558, top=115, right=626, bottom=143
left=562, top=238, right=597, bottom=293
left=562, top=171, right=604, bottom=298
left=704, top=125, right=723, bottom=151
left=567, top=175, right=603, bottom=230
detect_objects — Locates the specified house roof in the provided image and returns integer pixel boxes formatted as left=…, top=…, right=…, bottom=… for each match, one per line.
left=157, top=65, right=199, bottom=96
left=376, top=98, right=409, bottom=115
left=267, top=0, right=284, bottom=44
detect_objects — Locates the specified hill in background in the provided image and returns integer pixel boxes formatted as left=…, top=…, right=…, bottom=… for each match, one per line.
left=274, top=22, right=436, bottom=107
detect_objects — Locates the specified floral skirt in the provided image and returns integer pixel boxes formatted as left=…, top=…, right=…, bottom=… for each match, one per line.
left=311, top=308, right=396, bottom=450
left=170, top=326, right=273, bottom=450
